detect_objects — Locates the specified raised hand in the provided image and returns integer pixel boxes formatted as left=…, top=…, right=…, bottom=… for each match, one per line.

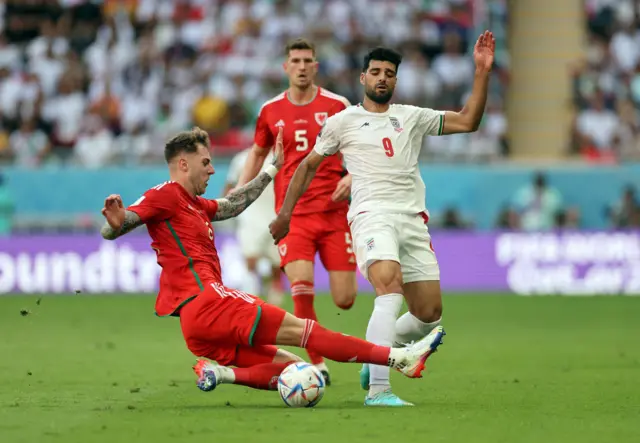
left=473, top=30, right=495, bottom=73
left=101, top=194, right=125, bottom=231
left=331, top=174, right=352, bottom=202
left=271, top=126, right=284, bottom=170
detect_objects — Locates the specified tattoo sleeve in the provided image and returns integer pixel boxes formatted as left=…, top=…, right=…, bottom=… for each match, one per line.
left=100, top=210, right=144, bottom=240
left=212, top=171, right=273, bottom=221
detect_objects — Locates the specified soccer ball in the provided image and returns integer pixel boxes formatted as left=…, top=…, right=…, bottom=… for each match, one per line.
left=277, top=362, right=326, bottom=408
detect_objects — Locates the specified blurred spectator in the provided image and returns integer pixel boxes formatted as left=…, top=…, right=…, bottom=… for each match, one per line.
left=440, top=206, right=471, bottom=230
left=574, top=90, right=620, bottom=159
left=575, top=0, right=640, bottom=162
left=74, top=114, right=114, bottom=168
left=512, top=172, right=563, bottom=232
left=0, top=0, right=509, bottom=167
left=607, top=184, right=640, bottom=228
left=0, top=173, right=14, bottom=236
left=555, top=207, right=581, bottom=230
left=495, top=205, right=520, bottom=230
left=8, top=117, right=50, bottom=167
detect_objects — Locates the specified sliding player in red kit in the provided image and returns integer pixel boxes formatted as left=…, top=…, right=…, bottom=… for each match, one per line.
left=236, top=39, right=357, bottom=384
left=99, top=127, right=444, bottom=396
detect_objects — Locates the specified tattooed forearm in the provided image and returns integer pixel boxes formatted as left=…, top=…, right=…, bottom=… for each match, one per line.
left=101, top=210, right=143, bottom=240
left=213, top=171, right=273, bottom=221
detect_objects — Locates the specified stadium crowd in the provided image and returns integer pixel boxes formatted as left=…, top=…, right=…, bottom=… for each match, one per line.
left=1, top=1, right=635, bottom=233
left=0, top=0, right=509, bottom=169
left=573, top=0, right=640, bottom=162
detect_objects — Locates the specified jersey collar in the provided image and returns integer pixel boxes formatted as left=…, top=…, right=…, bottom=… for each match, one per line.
left=286, top=86, right=319, bottom=107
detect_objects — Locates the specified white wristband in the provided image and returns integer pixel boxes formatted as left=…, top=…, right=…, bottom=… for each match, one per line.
left=265, top=164, right=278, bottom=179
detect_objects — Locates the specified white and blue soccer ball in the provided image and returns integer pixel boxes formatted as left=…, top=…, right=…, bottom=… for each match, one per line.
left=277, top=362, right=326, bottom=408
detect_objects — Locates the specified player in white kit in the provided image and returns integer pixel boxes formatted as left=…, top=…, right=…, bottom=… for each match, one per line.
left=271, top=31, right=495, bottom=406
left=224, top=148, right=284, bottom=305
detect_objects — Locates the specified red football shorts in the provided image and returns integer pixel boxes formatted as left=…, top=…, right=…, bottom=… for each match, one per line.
left=278, top=208, right=356, bottom=271
left=179, top=282, right=286, bottom=366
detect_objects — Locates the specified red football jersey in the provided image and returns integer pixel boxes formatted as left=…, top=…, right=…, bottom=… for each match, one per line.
left=126, top=181, right=221, bottom=317
left=254, top=87, right=350, bottom=215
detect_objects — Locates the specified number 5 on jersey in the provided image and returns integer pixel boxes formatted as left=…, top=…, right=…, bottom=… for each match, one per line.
left=382, top=137, right=394, bottom=157
left=295, top=129, right=308, bottom=152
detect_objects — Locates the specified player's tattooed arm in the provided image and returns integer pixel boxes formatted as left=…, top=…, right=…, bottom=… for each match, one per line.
left=100, top=194, right=144, bottom=240
left=100, top=210, right=143, bottom=240
left=213, top=126, right=284, bottom=222
left=212, top=171, right=274, bottom=221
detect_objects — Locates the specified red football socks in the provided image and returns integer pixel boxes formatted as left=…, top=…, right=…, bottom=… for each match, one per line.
left=291, top=281, right=324, bottom=365
left=231, top=363, right=289, bottom=391
left=300, top=319, right=391, bottom=365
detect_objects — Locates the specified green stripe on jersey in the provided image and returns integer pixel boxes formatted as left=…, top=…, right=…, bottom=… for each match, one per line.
left=438, top=113, right=444, bottom=136
left=248, top=305, right=263, bottom=347
left=165, top=221, right=205, bottom=291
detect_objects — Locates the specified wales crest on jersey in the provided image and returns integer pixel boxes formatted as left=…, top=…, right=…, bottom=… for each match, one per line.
left=315, top=112, right=328, bottom=126
left=389, top=116, right=403, bottom=133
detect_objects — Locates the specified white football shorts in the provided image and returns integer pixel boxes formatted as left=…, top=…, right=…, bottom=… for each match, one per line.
left=350, top=212, right=440, bottom=283
left=237, top=220, right=280, bottom=266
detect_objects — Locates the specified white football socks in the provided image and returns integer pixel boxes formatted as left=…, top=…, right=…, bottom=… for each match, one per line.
left=365, top=293, right=404, bottom=395
left=217, top=365, right=236, bottom=384
left=394, top=312, right=442, bottom=347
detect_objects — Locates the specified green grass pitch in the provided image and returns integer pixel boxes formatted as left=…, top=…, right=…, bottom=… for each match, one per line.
left=0, top=293, right=638, bottom=443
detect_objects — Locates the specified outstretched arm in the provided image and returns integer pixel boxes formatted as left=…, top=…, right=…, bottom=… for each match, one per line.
left=100, top=194, right=144, bottom=240
left=212, top=127, right=284, bottom=222
left=101, top=210, right=143, bottom=240
left=441, top=30, right=495, bottom=134
left=212, top=170, right=276, bottom=221
left=269, top=150, right=325, bottom=243
left=280, top=150, right=324, bottom=219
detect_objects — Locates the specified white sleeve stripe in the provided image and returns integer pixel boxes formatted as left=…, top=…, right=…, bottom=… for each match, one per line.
left=320, top=89, right=350, bottom=107
left=258, top=92, right=286, bottom=112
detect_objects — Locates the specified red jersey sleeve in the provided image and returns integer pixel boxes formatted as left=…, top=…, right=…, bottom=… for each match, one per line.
left=127, top=182, right=179, bottom=223
left=198, top=198, right=219, bottom=220
left=253, top=107, right=274, bottom=149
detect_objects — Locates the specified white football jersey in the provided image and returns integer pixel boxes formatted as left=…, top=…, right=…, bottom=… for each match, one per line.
left=226, top=148, right=276, bottom=225
left=313, top=104, right=444, bottom=221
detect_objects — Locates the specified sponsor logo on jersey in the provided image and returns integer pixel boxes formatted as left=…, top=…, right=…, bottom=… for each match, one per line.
left=359, top=122, right=370, bottom=129
left=294, top=119, right=308, bottom=124
left=275, top=119, right=285, bottom=128
left=389, top=116, right=403, bottom=133
left=314, top=112, right=328, bottom=126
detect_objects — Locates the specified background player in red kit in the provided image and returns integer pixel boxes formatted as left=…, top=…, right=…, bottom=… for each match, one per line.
left=99, top=126, right=444, bottom=395
left=236, top=38, right=357, bottom=383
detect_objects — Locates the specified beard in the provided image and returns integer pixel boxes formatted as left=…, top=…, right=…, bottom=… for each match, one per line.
left=365, top=85, right=393, bottom=104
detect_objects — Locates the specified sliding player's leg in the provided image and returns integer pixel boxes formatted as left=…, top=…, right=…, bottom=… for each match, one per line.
left=280, top=218, right=325, bottom=371
left=181, top=284, right=304, bottom=392
left=252, top=303, right=444, bottom=376
left=193, top=345, right=304, bottom=392
left=183, top=282, right=443, bottom=394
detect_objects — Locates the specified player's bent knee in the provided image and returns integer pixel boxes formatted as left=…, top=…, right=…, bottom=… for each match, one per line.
left=413, top=303, right=443, bottom=323
left=333, top=291, right=356, bottom=310
left=368, top=260, right=404, bottom=295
